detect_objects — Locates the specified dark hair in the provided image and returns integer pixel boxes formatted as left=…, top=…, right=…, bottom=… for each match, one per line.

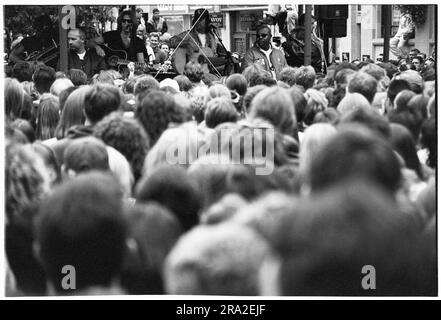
left=84, top=83, right=121, bottom=124
left=33, top=65, right=56, bottom=94
left=420, top=118, right=436, bottom=168
left=387, top=79, right=411, bottom=104
left=35, top=172, right=127, bottom=293
left=205, top=97, right=238, bottom=128
left=11, top=119, right=36, bottom=143
left=12, top=62, right=33, bottom=82
left=66, top=68, right=88, bottom=86
left=93, top=112, right=150, bottom=183
left=273, top=178, right=421, bottom=295
left=136, top=165, right=202, bottom=231
left=183, top=61, right=204, bottom=83
left=339, top=107, right=391, bottom=139
left=308, top=125, right=401, bottom=193
left=117, top=10, right=133, bottom=32
left=120, top=203, right=182, bottom=294
left=191, top=8, right=211, bottom=30
left=136, top=89, right=184, bottom=144
left=389, top=123, right=424, bottom=180
left=243, top=85, right=267, bottom=113
left=226, top=73, right=247, bottom=96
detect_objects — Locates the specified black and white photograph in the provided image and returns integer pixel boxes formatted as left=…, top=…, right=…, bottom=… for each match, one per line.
left=2, top=2, right=437, bottom=302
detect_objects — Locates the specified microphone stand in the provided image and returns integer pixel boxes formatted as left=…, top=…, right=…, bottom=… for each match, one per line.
left=209, top=26, right=234, bottom=76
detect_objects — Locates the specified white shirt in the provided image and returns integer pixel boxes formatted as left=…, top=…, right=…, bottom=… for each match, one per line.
left=198, top=33, right=207, bottom=47
left=76, top=51, right=86, bottom=60
left=260, top=46, right=276, bottom=80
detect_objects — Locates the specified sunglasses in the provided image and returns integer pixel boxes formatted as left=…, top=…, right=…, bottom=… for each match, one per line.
left=256, top=33, right=269, bottom=39
left=122, top=19, right=133, bottom=23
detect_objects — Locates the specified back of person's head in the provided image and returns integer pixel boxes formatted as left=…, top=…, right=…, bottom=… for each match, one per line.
left=49, top=78, right=74, bottom=97
left=35, top=171, right=127, bottom=294
left=337, top=92, right=371, bottom=115
left=360, top=63, right=387, bottom=82
left=420, top=118, right=436, bottom=168
left=394, top=70, right=424, bottom=94
left=205, top=96, right=238, bottom=128
left=347, top=71, right=377, bottom=104
left=249, top=87, right=296, bottom=135
left=279, top=66, right=298, bottom=87
left=164, top=222, right=270, bottom=295
left=303, top=88, right=328, bottom=126
left=62, top=136, right=110, bottom=176
left=339, top=107, right=390, bottom=139
left=5, top=141, right=50, bottom=295
left=174, top=75, right=194, bottom=92
left=387, top=79, right=411, bottom=104
left=183, top=61, right=204, bottom=83
left=135, top=89, right=184, bottom=144
left=307, top=125, right=401, bottom=194
left=91, top=70, right=115, bottom=85
left=136, top=164, right=202, bottom=231
left=121, top=203, right=182, bottom=294
left=313, top=107, right=340, bottom=125
left=270, top=178, right=420, bottom=295
left=33, top=65, right=56, bottom=94
left=389, top=123, right=424, bottom=180
left=293, top=66, right=316, bottom=90
left=388, top=91, right=425, bottom=141
left=226, top=73, right=247, bottom=96
left=66, top=68, right=88, bottom=86
left=133, top=75, right=160, bottom=96
left=84, top=83, right=121, bottom=124
left=36, top=93, right=60, bottom=140
left=242, top=63, right=275, bottom=87
left=208, top=83, right=231, bottom=100
left=11, top=119, right=36, bottom=143
left=242, top=84, right=267, bottom=114
left=333, top=61, right=358, bottom=81
left=299, top=123, right=337, bottom=179
left=31, top=141, right=62, bottom=186
left=12, top=62, right=33, bottom=82
left=54, top=86, right=89, bottom=139
left=5, top=77, right=25, bottom=121
left=287, top=85, right=307, bottom=126
left=334, top=68, right=356, bottom=86
left=93, top=112, right=150, bottom=182
left=58, top=86, right=78, bottom=113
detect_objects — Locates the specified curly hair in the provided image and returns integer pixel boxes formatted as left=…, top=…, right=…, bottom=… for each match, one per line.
left=136, top=90, right=185, bottom=144
left=94, top=112, right=150, bottom=182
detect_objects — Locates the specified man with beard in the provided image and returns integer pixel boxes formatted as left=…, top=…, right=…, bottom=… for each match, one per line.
left=61, top=28, right=107, bottom=79
left=169, top=8, right=228, bottom=79
left=241, top=23, right=287, bottom=80
left=91, top=10, right=147, bottom=64
left=9, top=14, right=59, bottom=69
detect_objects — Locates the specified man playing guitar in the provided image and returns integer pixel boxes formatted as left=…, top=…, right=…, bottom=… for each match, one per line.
left=8, top=14, right=59, bottom=69
left=169, top=8, right=229, bottom=80
left=90, top=9, right=147, bottom=68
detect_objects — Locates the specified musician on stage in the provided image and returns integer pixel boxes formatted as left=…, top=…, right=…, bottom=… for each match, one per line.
left=91, top=9, right=147, bottom=64
left=60, top=28, right=107, bottom=79
left=242, top=23, right=287, bottom=80
left=169, top=8, right=228, bottom=79
left=8, top=15, right=59, bottom=68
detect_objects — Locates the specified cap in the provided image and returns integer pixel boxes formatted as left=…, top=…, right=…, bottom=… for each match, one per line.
left=153, top=8, right=160, bottom=14
left=63, top=136, right=109, bottom=173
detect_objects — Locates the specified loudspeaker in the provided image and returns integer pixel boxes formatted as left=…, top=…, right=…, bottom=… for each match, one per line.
left=323, top=19, right=347, bottom=38
left=315, top=5, right=348, bottom=20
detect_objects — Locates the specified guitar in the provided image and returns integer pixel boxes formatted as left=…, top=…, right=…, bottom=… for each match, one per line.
left=100, top=44, right=149, bottom=73
left=171, top=47, right=229, bottom=77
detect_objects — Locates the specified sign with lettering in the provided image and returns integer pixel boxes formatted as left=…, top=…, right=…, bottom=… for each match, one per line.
left=210, top=13, right=224, bottom=28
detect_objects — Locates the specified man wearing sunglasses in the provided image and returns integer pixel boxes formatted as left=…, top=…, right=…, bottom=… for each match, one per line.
left=241, top=23, right=287, bottom=80
left=90, top=10, right=147, bottom=65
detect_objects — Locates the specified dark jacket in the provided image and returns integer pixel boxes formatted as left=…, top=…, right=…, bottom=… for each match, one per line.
left=62, top=49, right=107, bottom=79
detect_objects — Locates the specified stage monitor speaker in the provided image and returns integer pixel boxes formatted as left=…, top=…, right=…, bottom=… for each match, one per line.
left=315, top=5, right=348, bottom=20
left=323, top=19, right=347, bottom=38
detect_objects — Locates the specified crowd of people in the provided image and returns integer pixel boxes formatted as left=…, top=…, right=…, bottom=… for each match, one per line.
left=3, top=9, right=437, bottom=297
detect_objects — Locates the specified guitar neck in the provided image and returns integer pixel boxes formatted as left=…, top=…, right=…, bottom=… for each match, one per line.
left=117, top=59, right=147, bottom=67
